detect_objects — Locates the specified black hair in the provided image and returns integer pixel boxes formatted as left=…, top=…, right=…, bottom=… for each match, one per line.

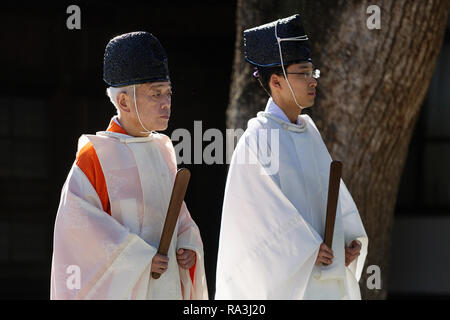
left=254, top=66, right=283, bottom=96
left=253, top=60, right=310, bottom=96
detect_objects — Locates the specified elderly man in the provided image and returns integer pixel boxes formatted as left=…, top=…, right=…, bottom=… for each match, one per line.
left=215, top=14, right=368, bottom=300
left=51, top=31, right=208, bottom=300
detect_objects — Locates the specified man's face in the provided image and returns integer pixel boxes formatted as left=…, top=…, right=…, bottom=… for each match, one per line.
left=278, top=62, right=317, bottom=109
left=131, top=81, right=172, bottom=133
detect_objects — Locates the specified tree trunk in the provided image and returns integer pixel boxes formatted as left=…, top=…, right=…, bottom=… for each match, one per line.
left=227, top=0, right=449, bottom=299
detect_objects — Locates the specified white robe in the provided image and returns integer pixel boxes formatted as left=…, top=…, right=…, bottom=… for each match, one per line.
left=215, top=98, right=368, bottom=300
left=51, top=131, right=208, bottom=300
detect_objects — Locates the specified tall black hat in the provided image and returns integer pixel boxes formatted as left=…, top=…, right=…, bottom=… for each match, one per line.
left=103, top=31, right=170, bottom=87
left=243, top=14, right=311, bottom=67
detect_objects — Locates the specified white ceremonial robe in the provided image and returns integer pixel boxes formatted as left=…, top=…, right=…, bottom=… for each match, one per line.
left=51, top=131, right=208, bottom=300
left=215, top=98, right=368, bottom=300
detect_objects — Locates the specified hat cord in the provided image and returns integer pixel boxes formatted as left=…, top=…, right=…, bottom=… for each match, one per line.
left=133, top=84, right=153, bottom=135
left=275, top=20, right=309, bottom=110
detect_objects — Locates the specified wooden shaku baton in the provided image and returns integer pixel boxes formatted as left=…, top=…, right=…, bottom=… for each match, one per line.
left=151, top=168, right=191, bottom=279
left=323, top=161, right=343, bottom=250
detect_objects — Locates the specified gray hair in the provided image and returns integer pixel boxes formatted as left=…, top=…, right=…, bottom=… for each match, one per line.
left=106, top=85, right=135, bottom=111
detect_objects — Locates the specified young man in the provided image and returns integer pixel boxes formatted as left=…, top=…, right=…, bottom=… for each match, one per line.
left=51, top=31, right=208, bottom=300
left=215, top=15, right=368, bottom=300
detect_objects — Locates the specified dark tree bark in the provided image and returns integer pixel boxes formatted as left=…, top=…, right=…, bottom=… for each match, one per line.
left=227, top=0, right=450, bottom=299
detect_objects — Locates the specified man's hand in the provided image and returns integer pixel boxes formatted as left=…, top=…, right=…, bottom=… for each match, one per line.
left=151, top=253, right=169, bottom=275
left=176, top=248, right=196, bottom=270
left=345, top=240, right=361, bottom=267
left=315, top=243, right=334, bottom=265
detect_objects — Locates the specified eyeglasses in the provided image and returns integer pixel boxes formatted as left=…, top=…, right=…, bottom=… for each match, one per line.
left=286, top=69, right=320, bottom=80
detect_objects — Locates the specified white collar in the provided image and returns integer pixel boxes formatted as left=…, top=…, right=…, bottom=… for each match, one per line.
left=106, top=116, right=156, bottom=143
left=96, top=131, right=154, bottom=143
left=260, top=98, right=307, bottom=132
left=264, top=98, right=304, bottom=126
left=113, top=115, right=121, bottom=126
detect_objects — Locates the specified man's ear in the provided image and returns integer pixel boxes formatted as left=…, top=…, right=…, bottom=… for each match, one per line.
left=117, top=91, right=131, bottom=113
left=269, top=73, right=282, bottom=91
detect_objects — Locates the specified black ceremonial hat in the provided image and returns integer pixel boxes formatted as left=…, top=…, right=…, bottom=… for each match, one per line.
left=243, top=14, right=312, bottom=67
left=103, top=31, right=170, bottom=87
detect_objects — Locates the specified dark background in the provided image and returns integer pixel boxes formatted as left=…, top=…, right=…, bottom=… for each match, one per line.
left=0, top=1, right=235, bottom=299
left=0, top=1, right=449, bottom=299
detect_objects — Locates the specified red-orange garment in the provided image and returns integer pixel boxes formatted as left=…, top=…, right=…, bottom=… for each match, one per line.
left=75, top=118, right=128, bottom=215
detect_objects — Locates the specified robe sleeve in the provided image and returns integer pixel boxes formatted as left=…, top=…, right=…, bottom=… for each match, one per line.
left=339, top=180, right=369, bottom=282
left=50, top=164, right=157, bottom=300
left=305, top=114, right=369, bottom=283
left=215, top=133, right=324, bottom=299
left=154, top=133, right=208, bottom=300
left=176, top=201, right=209, bottom=300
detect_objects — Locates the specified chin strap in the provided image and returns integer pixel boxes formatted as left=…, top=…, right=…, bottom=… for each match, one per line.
left=133, top=84, right=152, bottom=135
left=275, top=20, right=309, bottom=111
